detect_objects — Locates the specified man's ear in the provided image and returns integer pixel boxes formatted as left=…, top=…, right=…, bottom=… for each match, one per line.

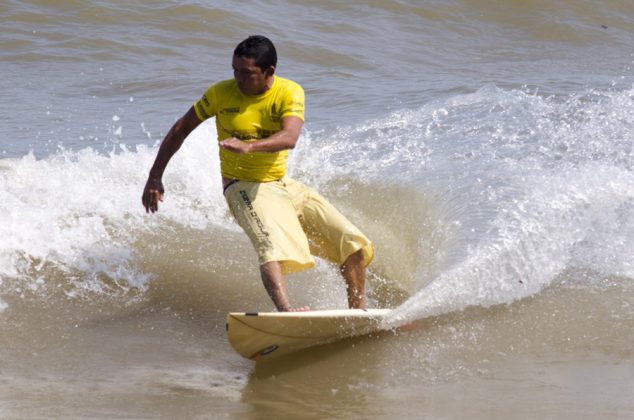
left=265, top=66, right=276, bottom=77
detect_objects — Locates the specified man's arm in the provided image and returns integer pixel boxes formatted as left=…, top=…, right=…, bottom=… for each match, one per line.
left=218, top=116, right=303, bottom=154
left=142, top=106, right=202, bottom=213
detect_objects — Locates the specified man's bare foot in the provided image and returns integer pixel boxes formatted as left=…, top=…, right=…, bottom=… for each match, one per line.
left=287, top=306, right=310, bottom=312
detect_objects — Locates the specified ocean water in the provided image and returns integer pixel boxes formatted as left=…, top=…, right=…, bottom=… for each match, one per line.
left=1, top=1, right=633, bottom=418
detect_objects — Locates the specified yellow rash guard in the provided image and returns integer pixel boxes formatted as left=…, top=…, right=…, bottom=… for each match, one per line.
left=193, top=76, right=305, bottom=182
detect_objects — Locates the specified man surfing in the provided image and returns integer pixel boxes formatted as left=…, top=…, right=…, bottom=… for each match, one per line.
left=142, top=35, right=374, bottom=312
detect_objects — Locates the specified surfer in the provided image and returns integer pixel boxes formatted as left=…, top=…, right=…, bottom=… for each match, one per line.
left=142, top=35, right=374, bottom=312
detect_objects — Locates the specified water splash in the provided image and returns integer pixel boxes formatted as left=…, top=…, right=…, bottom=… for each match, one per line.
left=385, top=165, right=634, bottom=327
left=0, top=121, right=225, bottom=306
left=1, top=85, right=632, bottom=318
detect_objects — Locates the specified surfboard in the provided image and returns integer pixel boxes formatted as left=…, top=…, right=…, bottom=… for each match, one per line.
left=226, top=308, right=391, bottom=360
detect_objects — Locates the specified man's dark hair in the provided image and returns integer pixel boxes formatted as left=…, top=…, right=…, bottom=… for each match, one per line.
left=234, top=35, right=277, bottom=71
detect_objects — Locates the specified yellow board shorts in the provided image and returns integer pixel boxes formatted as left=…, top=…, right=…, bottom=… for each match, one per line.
left=224, top=177, right=374, bottom=274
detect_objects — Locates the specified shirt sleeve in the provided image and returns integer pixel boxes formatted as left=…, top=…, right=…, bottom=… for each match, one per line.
left=193, top=85, right=217, bottom=121
left=280, top=81, right=305, bottom=121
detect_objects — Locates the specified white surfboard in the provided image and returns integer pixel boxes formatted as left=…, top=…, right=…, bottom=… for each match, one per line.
left=226, top=308, right=391, bottom=360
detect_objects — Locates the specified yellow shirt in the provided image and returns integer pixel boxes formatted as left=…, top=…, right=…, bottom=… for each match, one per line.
left=193, top=76, right=305, bottom=182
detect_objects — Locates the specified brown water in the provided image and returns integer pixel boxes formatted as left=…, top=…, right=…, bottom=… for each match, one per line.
left=1, top=1, right=633, bottom=418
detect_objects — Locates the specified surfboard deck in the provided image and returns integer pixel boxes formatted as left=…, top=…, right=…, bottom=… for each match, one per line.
left=226, top=308, right=391, bottom=360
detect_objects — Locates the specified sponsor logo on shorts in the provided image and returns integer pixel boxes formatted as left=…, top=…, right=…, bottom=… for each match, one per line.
left=240, top=190, right=271, bottom=241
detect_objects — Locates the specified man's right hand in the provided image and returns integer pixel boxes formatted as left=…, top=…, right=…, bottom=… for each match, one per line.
left=140, top=106, right=202, bottom=214
left=142, top=177, right=165, bottom=213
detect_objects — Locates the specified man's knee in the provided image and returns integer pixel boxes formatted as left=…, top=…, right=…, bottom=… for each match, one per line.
left=342, top=249, right=365, bottom=270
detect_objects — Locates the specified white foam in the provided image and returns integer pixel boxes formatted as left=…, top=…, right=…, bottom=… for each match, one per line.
left=2, top=85, right=633, bottom=318
left=385, top=164, right=634, bottom=326
left=0, top=120, right=226, bottom=294
left=381, top=85, right=634, bottom=326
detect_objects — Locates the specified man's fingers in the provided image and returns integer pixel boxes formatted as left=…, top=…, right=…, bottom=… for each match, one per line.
left=152, top=190, right=163, bottom=207
left=143, top=189, right=164, bottom=213
left=142, top=193, right=150, bottom=213
left=150, top=190, right=159, bottom=212
left=219, top=137, right=247, bottom=153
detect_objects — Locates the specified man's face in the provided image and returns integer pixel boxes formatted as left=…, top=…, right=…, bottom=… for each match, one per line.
left=232, top=55, right=273, bottom=95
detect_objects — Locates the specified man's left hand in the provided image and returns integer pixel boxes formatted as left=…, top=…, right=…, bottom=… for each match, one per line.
left=219, top=137, right=250, bottom=154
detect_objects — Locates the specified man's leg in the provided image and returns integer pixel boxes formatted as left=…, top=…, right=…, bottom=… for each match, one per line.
left=260, top=261, right=310, bottom=312
left=284, top=178, right=373, bottom=309
left=340, top=249, right=367, bottom=309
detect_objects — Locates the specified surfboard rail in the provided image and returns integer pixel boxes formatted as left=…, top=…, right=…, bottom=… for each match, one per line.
left=226, top=308, right=391, bottom=360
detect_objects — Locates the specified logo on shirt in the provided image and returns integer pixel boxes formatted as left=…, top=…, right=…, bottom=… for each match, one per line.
left=230, top=129, right=276, bottom=140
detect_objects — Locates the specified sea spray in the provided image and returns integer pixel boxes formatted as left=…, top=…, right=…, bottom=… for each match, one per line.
left=385, top=164, right=634, bottom=327
left=0, top=121, right=226, bottom=307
